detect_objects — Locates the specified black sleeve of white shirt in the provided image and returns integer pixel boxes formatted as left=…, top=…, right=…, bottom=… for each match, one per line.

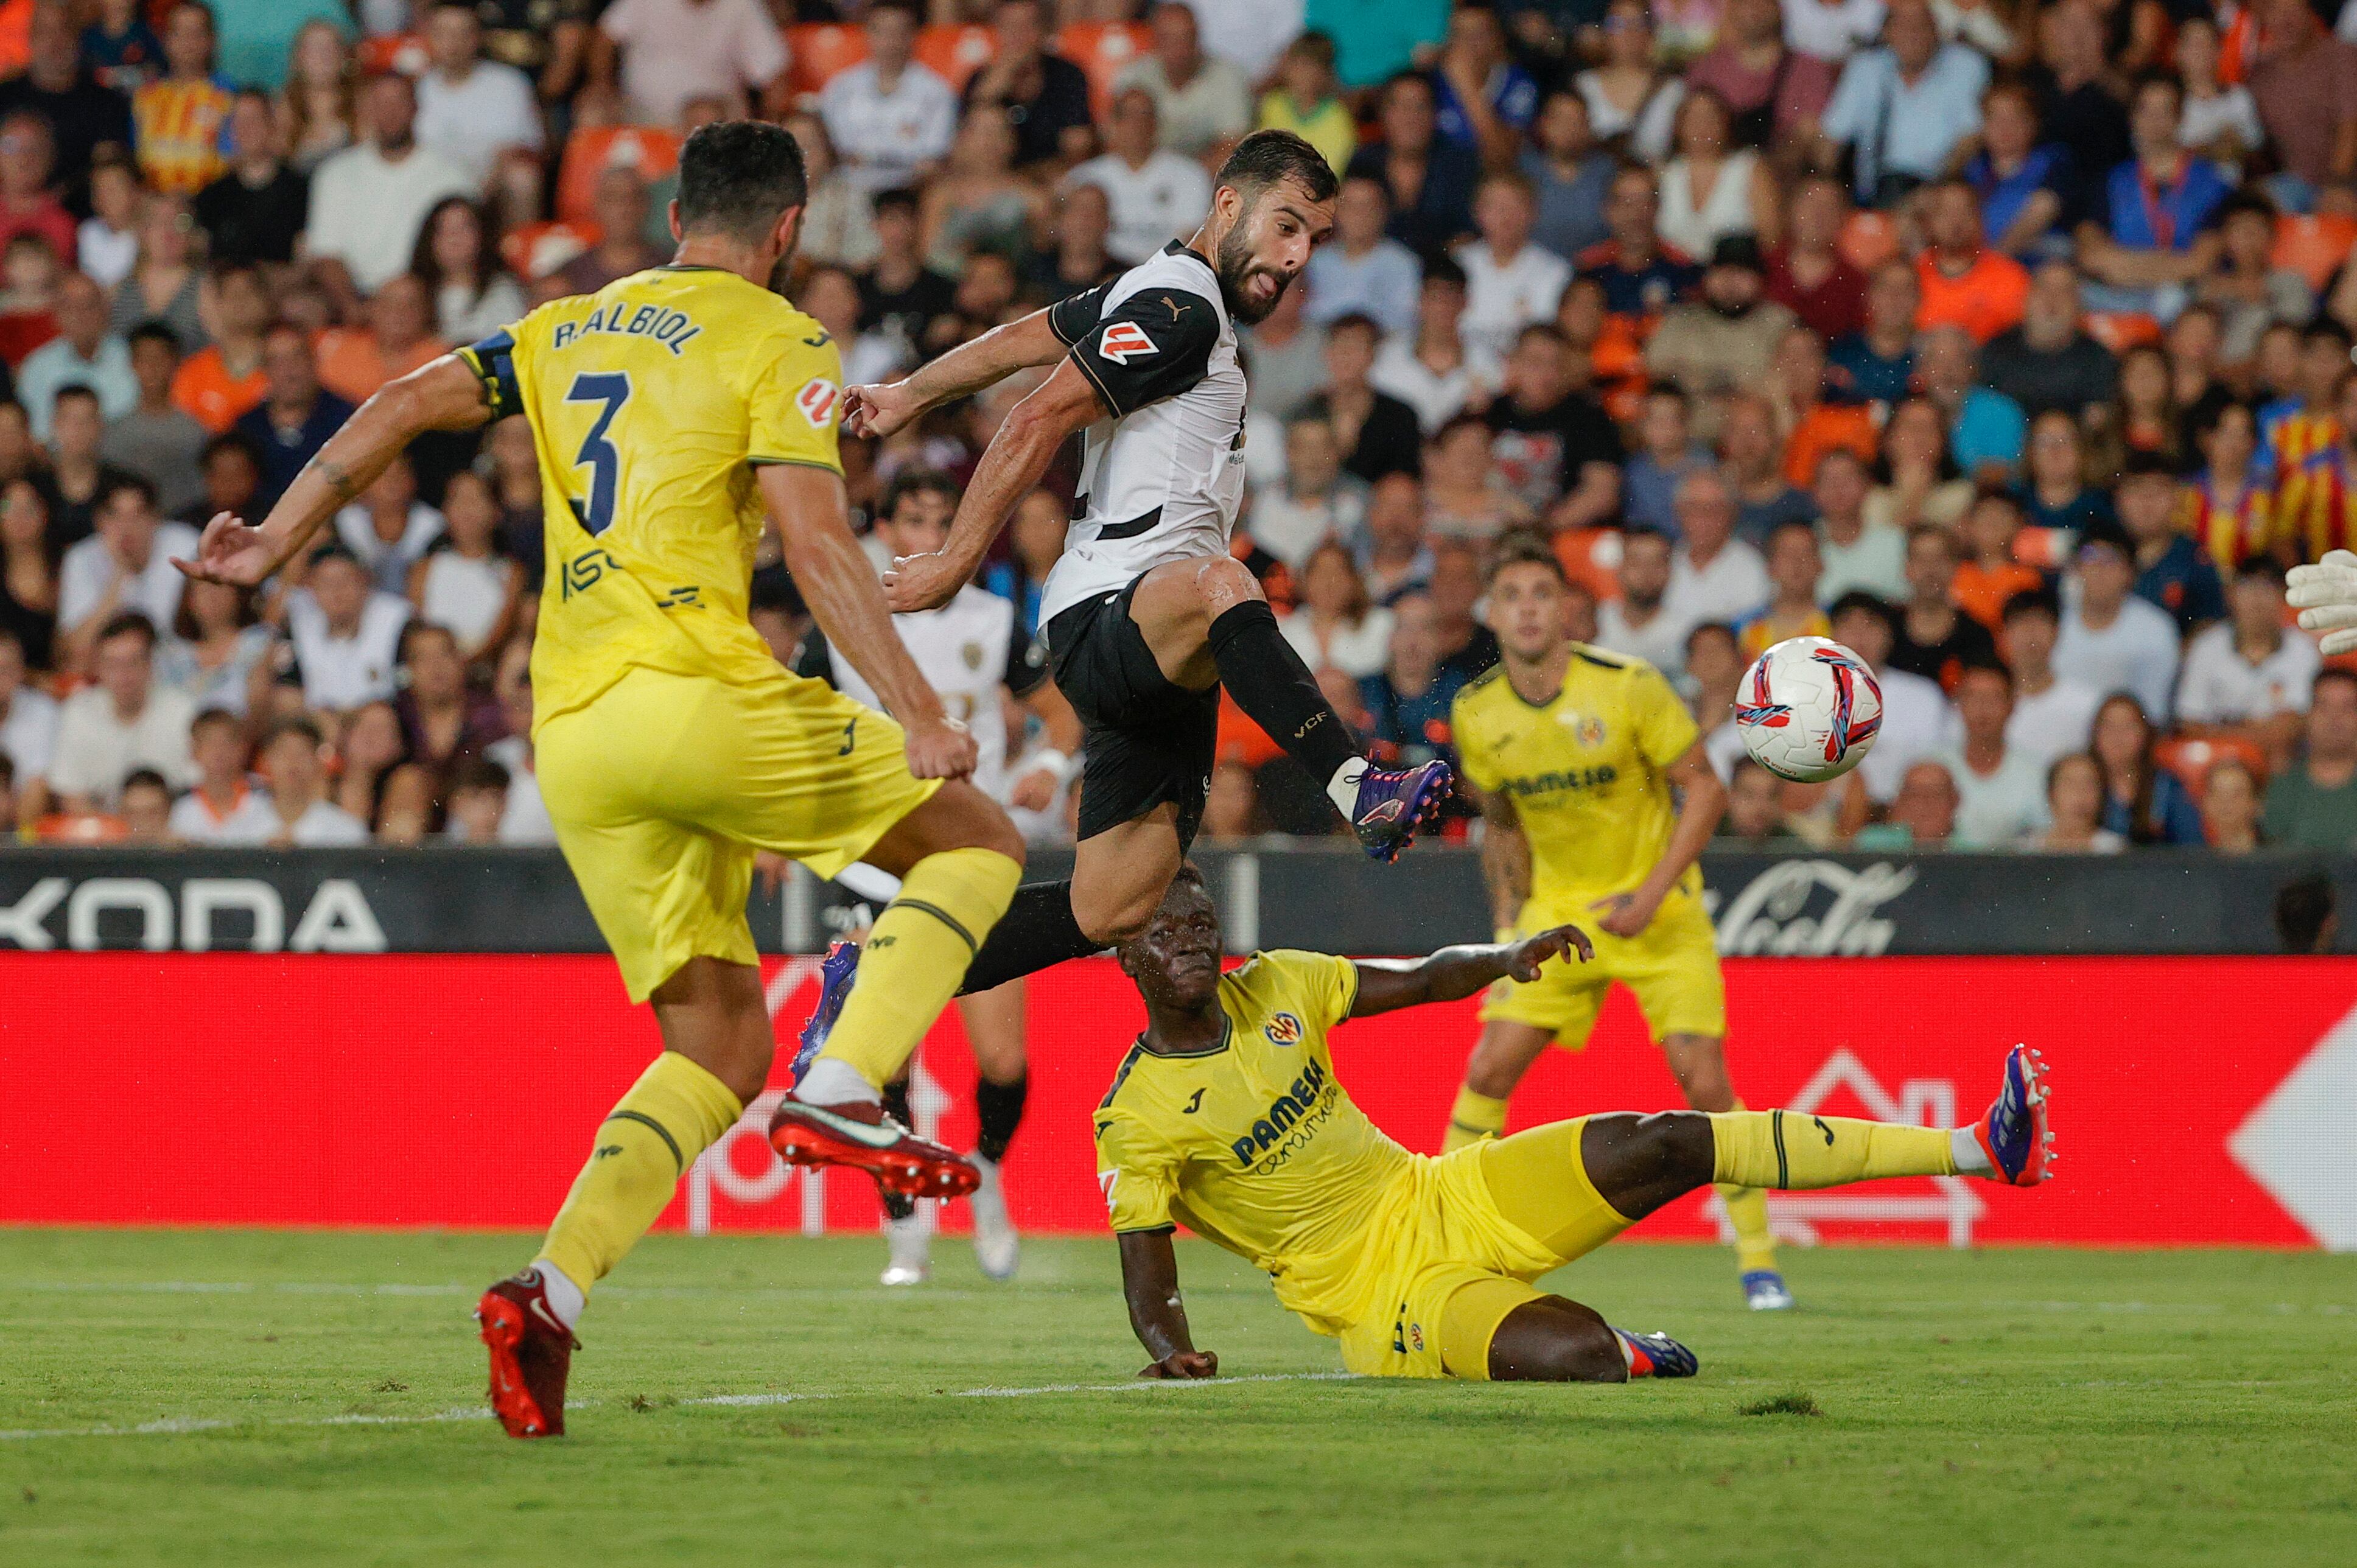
left=1048, top=281, right=1221, bottom=418
left=1004, top=622, right=1049, bottom=699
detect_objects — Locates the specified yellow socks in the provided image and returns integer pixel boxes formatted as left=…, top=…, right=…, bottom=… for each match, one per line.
left=538, top=1051, right=743, bottom=1295
left=1710, top=1109, right=1957, bottom=1191
left=816, top=847, right=1023, bottom=1091
left=1443, top=1086, right=1510, bottom=1152
left=1714, top=1097, right=1778, bottom=1273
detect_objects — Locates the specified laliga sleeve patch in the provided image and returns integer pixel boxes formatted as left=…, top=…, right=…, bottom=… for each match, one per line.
left=1098, top=1169, right=1119, bottom=1214
left=796, top=377, right=840, bottom=427
left=1098, top=321, right=1157, bottom=363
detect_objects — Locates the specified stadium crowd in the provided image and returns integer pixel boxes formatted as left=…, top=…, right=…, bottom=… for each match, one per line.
left=0, top=0, right=2355, bottom=855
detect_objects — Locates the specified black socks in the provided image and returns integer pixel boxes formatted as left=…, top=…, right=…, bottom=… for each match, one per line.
left=958, top=880, right=1103, bottom=995
left=1206, top=600, right=1362, bottom=788
left=974, top=1073, right=1028, bottom=1164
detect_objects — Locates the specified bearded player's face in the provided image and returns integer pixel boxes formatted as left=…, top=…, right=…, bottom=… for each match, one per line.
left=1216, top=178, right=1334, bottom=324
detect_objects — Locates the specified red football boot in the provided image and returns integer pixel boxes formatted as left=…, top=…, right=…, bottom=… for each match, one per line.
left=768, top=1096, right=981, bottom=1199
left=475, top=1268, right=580, bottom=1439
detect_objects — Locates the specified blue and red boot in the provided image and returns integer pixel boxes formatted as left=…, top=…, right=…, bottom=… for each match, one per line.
left=1614, top=1328, right=1699, bottom=1379
left=1351, top=760, right=1454, bottom=863
left=1973, top=1045, right=2054, bottom=1188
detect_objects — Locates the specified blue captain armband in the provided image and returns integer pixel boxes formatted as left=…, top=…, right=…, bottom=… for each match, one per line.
left=459, top=329, right=523, bottom=420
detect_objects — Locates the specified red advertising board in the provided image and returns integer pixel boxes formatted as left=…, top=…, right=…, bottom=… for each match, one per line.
left=2, top=954, right=2348, bottom=1248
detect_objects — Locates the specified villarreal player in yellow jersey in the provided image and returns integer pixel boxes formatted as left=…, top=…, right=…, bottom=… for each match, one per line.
left=1440, top=532, right=1794, bottom=1312
left=1098, top=868, right=2052, bottom=1382
left=172, top=122, right=1028, bottom=1439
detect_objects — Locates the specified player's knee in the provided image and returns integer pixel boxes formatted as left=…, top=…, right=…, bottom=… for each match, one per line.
left=1074, top=878, right=1165, bottom=946
left=1642, top=1111, right=1720, bottom=1189
left=1488, top=1301, right=1627, bottom=1383
left=1192, top=555, right=1263, bottom=614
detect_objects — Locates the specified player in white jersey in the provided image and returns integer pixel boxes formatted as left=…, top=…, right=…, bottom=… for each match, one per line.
left=825, top=131, right=1454, bottom=1007
left=795, top=471, right=1082, bottom=1283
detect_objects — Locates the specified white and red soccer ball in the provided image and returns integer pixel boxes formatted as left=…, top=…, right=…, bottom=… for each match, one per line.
left=1735, top=636, right=1885, bottom=784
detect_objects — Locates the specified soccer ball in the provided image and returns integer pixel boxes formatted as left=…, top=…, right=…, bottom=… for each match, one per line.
left=1735, top=636, right=1885, bottom=784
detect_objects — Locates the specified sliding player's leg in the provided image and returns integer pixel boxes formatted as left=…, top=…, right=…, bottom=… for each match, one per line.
left=960, top=979, right=1028, bottom=1281
left=1125, top=554, right=1451, bottom=860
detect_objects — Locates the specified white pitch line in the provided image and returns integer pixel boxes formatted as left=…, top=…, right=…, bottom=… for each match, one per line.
left=0, top=1372, right=1354, bottom=1444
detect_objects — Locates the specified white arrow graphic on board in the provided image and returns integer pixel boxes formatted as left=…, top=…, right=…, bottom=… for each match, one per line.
left=2229, top=1002, right=2357, bottom=1251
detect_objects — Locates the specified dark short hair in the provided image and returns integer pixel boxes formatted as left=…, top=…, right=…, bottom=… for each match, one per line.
left=676, top=120, right=810, bottom=244
left=1420, top=253, right=1466, bottom=291
left=2002, top=585, right=2062, bottom=623
left=883, top=467, right=961, bottom=519
left=52, top=383, right=101, bottom=411
left=1827, top=589, right=1896, bottom=631
left=121, top=766, right=172, bottom=799
left=871, top=186, right=921, bottom=220
left=1485, top=527, right=1567, bottom=587
left=2236, top=557, right=2288, bottom=587
left=1621, top=525, right=1673, bottom=556
left=202, top=430, right=265, bottom=471
left=1214, top=128, right=1339, bottom=206
left=308, top=541, right=365, bottom=572
left=2275, top=872, right=2337, bottom=953
left=262, top=713, right=326, bottom=751
left=2315, top=666, right=2357, bottom=702
left=98, top=472, right=157, bottom=514
left=1326, top=311, right=1381, bottom=341
left=97, top=609, right=158, bottom=650
left=450, top=756, right=513, bottom=795
left=1685, top=619, right=1738, bottom=653
left=128, top=321, right=181, bottom=355
left=190, top=705, right=243, bottom=738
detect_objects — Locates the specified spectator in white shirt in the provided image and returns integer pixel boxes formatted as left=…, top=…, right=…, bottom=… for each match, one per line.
left=2054, top=530, right=2182, bottom=721
left=334, top=454, right=446, bottom=597
left=1787, top=0, right=1888, bottom=60
left=57, top=471, right=199, bottom=659
left=820, top=1, right=959, bottom=196
left=0, top=625, right=57, bottom=809
left=1830, top=590, right=1958, bottom=803
left=1812, top=447, right=1908, bottom=603
left=1304, top=175, right=1422, bottom=338
left=592, top=0, right=788, bottom=127
left=18, top=273, right=136, bottom=441
left=303, top=73, right=473, bottom=298
left=1248, top=413, right=1367, bottom=570
left=255, top=713, right=372, bottom=847
left=1280, top=541, right=1396, bottom=681
left=415, top=1, right=545, bottom=189
left=285, top=546, right=412, bottom=715
left=1594, top=527, right=1693, bottom=677
left=168, top=705, right=276, bottom=842
left=2176, top=558, right=2320, bottom=767
left=1662, top=469, right=1771, bottom=631
left=1454, top=172, right=1571, bottom=366
left=1998, top=587, right=2103, bottom=771
left=1068, top=88, right=1215, bottom=266
left=1371, top=254, right=1497, bottom=435
left=1115, top=1, right=1252, bottom=160
left=2028, top=751, right=2127, bottom=852
left=46, top=612, right=195, bottom=810
left=1934, top=663, right=2051, bottom=845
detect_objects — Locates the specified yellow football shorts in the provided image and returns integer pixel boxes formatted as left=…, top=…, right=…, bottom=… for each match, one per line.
left=1335, top=1118, right=1634, bottom=1379
left=1479, top=888, right=1726, bottom=1046
left=536, top=665, right=940, bottom=1003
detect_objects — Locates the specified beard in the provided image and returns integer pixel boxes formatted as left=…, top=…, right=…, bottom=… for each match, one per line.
left=1215, top=226, right=1291, bottom=324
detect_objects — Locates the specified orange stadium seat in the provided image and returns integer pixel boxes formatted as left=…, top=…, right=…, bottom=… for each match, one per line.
left=915, top=24, right=998, bottom=89
left=357, top=32, right=426, bottom=77
left=2155, top=736, right=2267, bottom=803
left=2272, top=214, right=2357, bottom=293
left=502, top=219, right=598, bottom=281
left=2082, top=311, right=2162, bottom=354
left=554, top=125, right=682, bottom=225
left=1555, top=525, right=1625, bottom=604
left=786, top=23, right=869, bottom=103
left=1838, top=210, right=1899, bottom=273
left=1056, top=22, right=1151, bottom=119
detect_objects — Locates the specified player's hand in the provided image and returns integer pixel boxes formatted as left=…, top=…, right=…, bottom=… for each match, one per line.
left=2289, top=549, right=2357, bottom=656
left=842, top=382, right=919, bottom=441
left=1504, top=923, right=1594, bottom=981
left=1589, top=887, right=1662, bottom=940
left=904, top=715, right=978, bottom=780
left=1138, top=1349, right=1218, bottom=1380
left=883, top=551, right=966, bottom=614
left=1009, top=765, right=1058, bottom=811
left=170, top=511, right=280, bottom=588
left=753, top=850, right=790, bottom=898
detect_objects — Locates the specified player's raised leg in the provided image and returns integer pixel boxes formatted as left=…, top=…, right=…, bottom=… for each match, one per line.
left=1659, top=1031, right=1788, bottom=1312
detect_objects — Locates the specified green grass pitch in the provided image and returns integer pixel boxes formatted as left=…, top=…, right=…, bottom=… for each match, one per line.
left=2, top=1229, right=2352, bottom=1567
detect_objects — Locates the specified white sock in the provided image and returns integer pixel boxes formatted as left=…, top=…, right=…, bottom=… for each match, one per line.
left=531, top=1258, right=586, bottom=1329
left=796, top=1056, right=882, bottom=1107
left=1325, top=757, right=1369, bottom=816
left=1950, top=1125, right=1994, bottom=1178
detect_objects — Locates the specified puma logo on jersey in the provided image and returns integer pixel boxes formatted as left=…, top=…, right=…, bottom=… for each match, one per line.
left=1099, top=321, right=1157, bottom=363
left=1158, top=295, right=1193, bottom=323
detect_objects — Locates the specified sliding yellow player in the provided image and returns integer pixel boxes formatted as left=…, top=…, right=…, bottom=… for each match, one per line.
left=1098, top=868, right=2052, bottom=1382
left=1443, top=532, right=1793, bottom=1309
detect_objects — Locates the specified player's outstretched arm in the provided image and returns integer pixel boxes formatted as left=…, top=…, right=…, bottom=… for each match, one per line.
left=883, top=359, right=1104, bottom=614
left=842, top=307, right=1066, bottom=441
left=1591, top=741, right=1724, bottom=940
left=172, top=354, right=494, bottom=587
left=1347, top=926, right=1594, bottom=1019
left=760, top=463, right=976, bottom=780
left=1117, top=1230, right=1217, bottom=1380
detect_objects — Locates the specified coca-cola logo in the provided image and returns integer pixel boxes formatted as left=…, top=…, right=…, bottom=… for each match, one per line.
left=1707, top=860, right=1916, bottom=956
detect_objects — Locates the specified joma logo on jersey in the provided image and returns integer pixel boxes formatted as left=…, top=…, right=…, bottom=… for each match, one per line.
left=1228, top=1059, right=1328, bottom=1168
left=552, top=302, right=704, bottom=356
left=1098, top=321, right=1157, bottom=363
left=1262, top=1012, right=1303, bottom=1046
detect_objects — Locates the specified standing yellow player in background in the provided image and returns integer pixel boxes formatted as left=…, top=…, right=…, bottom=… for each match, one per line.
left=1441, top=531, right=1792, bottom=1312
left=172, top=122, right=1027, bottom=1437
